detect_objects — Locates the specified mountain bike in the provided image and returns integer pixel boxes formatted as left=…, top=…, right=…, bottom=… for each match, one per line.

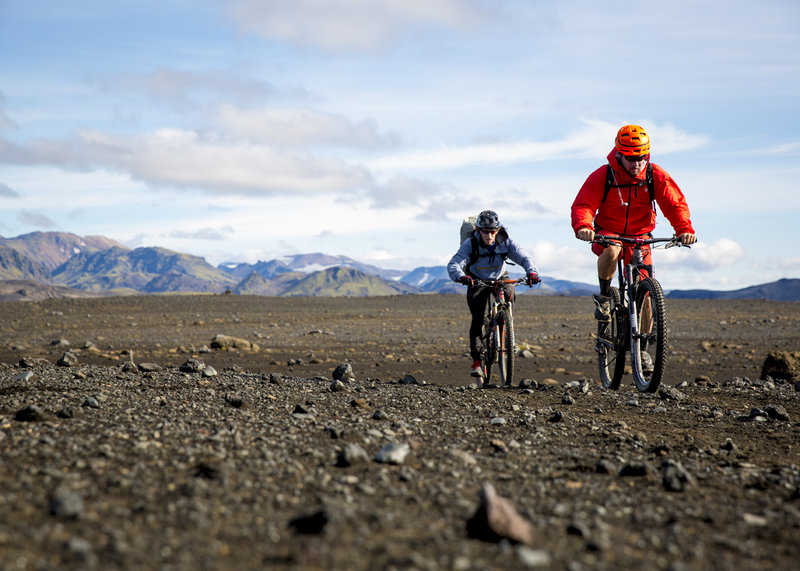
left=471, top=278, right=524, bottom=388
left=592, top=235, right=690, bottom=393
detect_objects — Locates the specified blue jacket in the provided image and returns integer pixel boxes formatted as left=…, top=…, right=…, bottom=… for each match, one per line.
left=448, top=229, right=538, bottom=282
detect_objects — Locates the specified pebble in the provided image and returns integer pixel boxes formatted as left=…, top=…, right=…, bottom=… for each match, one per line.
left=12, top=370, right=34, bottom=382
left=57, top=351, right=79, bottom=367
left=337, top=443, right=370, bottom=467
left=662, top=459, right=697, bottom=492
left=374, top=442, right=410, bottom=465
left=466, top=482, right=533, bottom=545
left=372, top=408, right=389, bottom=421
left=332, top=363, right=355, bottom=382
left=49, top=488, right=84, bottom=519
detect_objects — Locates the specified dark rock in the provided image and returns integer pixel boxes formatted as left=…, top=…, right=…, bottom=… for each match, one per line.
left=761, top=351, right=800, bottom=381
left=332, top=363, right=355, bottom=382
left=765, top=404, right=790, bottom=422
left=659, top=386, right=687, bottom=401
left=225, top=393, right=247, bottom=409
left=57, top=406, right=78, bottom=419
left=324, top=425, right=344, bottom=439
left=14, top=404, right=49, bottom=422
left=619, top=462, right=652, bottom=477
left=399, top=374, right=419, bottom=385
left=596, top=459, right=617, bottom=474
left=662, top=460, right=697, bottom=492
left=179, top=359, right=205, bottom=373
left=57, top=351, right=79, bottom=367
left=18, top=356, right=52, bottom=368
left=194, top=461, right=227, bottom=483
left=210, top=334, right=255, bottom=351
left=289, top=509, right=328, bottom=535
left=466, top=482, right=533, bottom=545
left=49, top=488, right=84, bottom=519
left=337, top=443, right=369, bottom=467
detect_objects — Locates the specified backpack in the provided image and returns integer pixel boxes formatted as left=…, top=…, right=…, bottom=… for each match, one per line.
left=459, top=216, right=508, bottom=276
left=603, top=162, right=654, bottom=204
left=459, top=216, right=477, bottom=246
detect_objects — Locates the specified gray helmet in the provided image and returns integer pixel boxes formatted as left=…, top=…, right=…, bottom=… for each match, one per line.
left=476, top=210, right=500, bottom=229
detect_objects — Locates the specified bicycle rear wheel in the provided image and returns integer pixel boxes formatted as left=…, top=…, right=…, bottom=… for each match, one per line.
left=631, top=277, right=667, bottom=392
left=497, top=308, right=515, bottom=387
left=597, top=287, right=625, bottom=390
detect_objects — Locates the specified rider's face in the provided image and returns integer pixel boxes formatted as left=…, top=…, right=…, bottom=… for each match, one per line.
left=479, top=228, right=498, bottom=245
left=621, top=154, right=649, bottom=177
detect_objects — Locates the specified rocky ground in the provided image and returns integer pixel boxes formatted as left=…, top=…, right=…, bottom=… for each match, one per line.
left=1, top=293, right=799, bottom=570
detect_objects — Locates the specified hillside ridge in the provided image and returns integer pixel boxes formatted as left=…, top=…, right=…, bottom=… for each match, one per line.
left=1, top=232, right=796, bottom=300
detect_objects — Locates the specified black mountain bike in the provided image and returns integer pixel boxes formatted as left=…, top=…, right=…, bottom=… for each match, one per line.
left=592, top=235, right=690, bottom=393
left=472, top=278, right=524, bottom=388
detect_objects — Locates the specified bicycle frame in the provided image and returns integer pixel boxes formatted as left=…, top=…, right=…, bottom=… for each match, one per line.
left=593, top=235, right=686, bottom=392
left=473, top=278, right=522, bottom=387
left=619, top=239, right=652, bottom=347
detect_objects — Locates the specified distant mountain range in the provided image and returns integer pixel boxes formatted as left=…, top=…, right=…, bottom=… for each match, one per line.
left=666, top=278, right=800, bottom=301
left=0, top=231, right=797, bottom=300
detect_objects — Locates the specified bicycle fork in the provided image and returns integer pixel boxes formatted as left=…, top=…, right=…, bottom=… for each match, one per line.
left=624, top=264, right=643, bottom=370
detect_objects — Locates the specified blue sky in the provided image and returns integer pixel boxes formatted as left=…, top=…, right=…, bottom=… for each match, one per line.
left=1, top=0, right=798, bottom=290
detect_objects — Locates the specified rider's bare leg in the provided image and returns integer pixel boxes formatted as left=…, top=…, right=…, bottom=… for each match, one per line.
left=598, top=244, right=621, bottom=282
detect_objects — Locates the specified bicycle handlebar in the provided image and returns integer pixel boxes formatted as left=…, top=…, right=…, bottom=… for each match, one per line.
left=471, top=278, right=526, bottom=288
left=592, top=235, right=689, bottom=249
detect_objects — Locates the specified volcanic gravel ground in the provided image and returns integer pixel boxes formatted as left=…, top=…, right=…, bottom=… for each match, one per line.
left=1, top=294, right=799, bottom=570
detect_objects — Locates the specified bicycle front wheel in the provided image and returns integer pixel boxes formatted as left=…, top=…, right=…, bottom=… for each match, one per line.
left=482, top=306, right=495, bottom=382
left=631, top=277, right=667, bottom=392
left=597, top=287, right=625, bottom=389
left=497, top=308, right=515, bottom=387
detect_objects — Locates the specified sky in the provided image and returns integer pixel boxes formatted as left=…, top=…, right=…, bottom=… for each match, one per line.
left=1, top=0, right=799, bottom=291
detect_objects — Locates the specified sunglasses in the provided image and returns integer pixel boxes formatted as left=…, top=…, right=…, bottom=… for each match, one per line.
left=623, top=154, right=649, bottom=163
left=479, top=228, right=499, bottom=235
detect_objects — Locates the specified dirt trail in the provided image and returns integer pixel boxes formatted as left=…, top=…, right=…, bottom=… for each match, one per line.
left=1, top=294, right=799, bottom=569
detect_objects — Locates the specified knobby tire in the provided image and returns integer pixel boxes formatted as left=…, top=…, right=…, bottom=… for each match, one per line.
left=497, top=308, right=515, bottom=387
left=631, top=277, right=667, bottom=392
left=482, top=305, right=495, bottom=382
left=598, top=287, right=625, bottom=389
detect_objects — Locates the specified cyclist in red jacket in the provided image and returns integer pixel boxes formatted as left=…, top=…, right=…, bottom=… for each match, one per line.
left=571, top=125, right=697, bottom=323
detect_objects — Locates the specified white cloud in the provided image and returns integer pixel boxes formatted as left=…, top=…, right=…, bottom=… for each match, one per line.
left=73, top=128, right=375, bottom=195
left=0, top=183, right=20, bottom=198
left=18, top=209, right=58, bottom=229
left=217, top=105, right=398, bottom=149
left=226, top=0, right=482, bottom=51
left=368, top=119, right=709, bottom=172
left=529, top=240, right=596, bottom=281
left=657, top=238, right=744, bottom=271
left=169, top=227, right=234, bottom=241
left=103, top=68, right=309, bottom=110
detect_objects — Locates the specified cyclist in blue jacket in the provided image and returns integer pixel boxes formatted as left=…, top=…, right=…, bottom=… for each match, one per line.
left=448, top=210, right=540, bottom=378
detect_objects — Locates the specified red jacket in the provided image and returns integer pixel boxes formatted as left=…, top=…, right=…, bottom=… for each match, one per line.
left=571, top=149, right=695, bottom=237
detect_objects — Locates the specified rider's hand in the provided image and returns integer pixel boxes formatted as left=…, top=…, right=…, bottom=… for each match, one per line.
left=576, top=228, right=595, bottom=242
left=458, top=275, right=474, bottom=287
left=526, top=272, right=540, bottom=287
left=677, top=233, right=697, bottom=245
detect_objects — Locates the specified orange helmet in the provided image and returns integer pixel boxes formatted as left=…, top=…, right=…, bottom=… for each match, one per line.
left=615, top=125, right=650, bottom=156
